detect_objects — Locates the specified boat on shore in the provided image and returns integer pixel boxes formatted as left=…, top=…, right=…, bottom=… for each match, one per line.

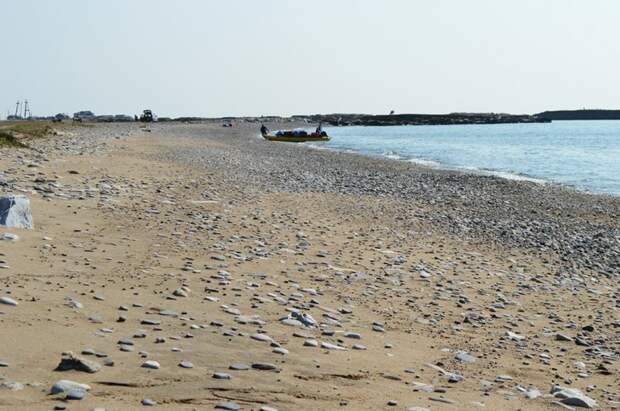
left=261, top=126, right=330, bottom=143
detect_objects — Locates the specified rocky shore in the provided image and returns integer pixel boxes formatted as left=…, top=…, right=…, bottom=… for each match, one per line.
left=0, top=122, right=618, bottom=410
left=160, top=122, right=620, bottom=278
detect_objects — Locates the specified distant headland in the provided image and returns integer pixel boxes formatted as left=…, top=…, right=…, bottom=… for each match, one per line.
left=537, top=109, right=620, bottom=121
left=296, top=113, right=549, bottom=126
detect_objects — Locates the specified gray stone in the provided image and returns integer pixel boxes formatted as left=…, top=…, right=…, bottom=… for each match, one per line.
left=250, top=333, right=272, bottom=343
left=455, top=351, right=477, bottom=364
left=0, top=233, right=18, bottom=241
left=141, top=360, right=160, bottom=369
left=551, top=386, right=597, bottom=408
left=50, top=380, right=91, bottom=395
left=0, top=382, right=24, bottom=391
left=252, top=363, right=279, bottom=371
left=55, top=353, right=101, bottom=373
left=556, top=333, right=573, bottom=342
left=321, top=341, right=346, bottom=351
left=215, top=402, right=240, bottom=410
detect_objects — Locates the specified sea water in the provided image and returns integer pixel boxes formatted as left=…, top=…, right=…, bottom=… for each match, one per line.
left=307, top=120, right=620, bottom=196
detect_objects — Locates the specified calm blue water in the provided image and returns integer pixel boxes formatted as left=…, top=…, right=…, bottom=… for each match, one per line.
left=307, top=121, right=620, bottom=196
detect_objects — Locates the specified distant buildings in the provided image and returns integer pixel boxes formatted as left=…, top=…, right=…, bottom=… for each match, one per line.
left=73, top=110, right=96, bottom=121
left=71, top=111, right=134, bottom=122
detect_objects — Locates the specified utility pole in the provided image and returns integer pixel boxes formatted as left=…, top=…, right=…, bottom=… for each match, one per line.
left=23, top=100, right=31, bottom=119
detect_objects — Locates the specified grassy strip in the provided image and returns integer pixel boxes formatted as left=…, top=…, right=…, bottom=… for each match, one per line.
left=0, top=121, right=59, bottom=148
left=4, top=122, right=54, bottom=138
left=0, top=130, right=28, bottom=148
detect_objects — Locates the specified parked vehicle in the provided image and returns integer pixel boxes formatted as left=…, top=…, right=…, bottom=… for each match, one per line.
left=139, top=110, right=156, bottom=122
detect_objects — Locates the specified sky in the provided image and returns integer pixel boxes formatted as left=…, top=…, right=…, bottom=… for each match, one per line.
left=1, top=0, right=619, bottom=118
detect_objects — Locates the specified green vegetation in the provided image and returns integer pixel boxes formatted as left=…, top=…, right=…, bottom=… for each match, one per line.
left=0, top=130, right=27, bottom=147
left=3, top=121, right=55, bottom=138
left=0, top=121, right=57, bottom=148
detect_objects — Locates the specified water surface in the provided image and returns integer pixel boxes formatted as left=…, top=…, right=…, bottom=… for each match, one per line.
left=308, top=121, right=620, bottom=196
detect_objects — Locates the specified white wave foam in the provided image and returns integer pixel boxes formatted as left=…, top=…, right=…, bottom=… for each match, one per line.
left=303, top=140, right=547, bottom=185
left=407, top=158, right=441, bottom=167
left=383, top=150, right=403, bottom=160
left=481, top=170, right=547, bottom=184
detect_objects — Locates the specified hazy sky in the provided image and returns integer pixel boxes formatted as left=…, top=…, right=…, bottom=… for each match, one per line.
left=2, top=0, right=619, bottom=118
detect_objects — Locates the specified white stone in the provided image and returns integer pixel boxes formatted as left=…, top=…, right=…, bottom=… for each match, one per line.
left=0, top=296, right=18, bottom=306
left=0, top=196, right=33, bottom=229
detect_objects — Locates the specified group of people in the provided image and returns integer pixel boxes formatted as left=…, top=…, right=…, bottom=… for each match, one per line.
left=260, top=122, right=325, bottom=137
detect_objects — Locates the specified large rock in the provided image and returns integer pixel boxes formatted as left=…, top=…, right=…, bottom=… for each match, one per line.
left=0, top=196, right=33, bottom=229
left=50, top=379, right=91, bottom=395
left=55, top=352, right=101, bottom=373
left=551, top=386, right=597, bottom=408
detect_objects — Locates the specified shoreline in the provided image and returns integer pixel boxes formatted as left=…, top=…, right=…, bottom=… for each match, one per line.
left=297, top=123, right=620, bottom=199
left=155, top=121, right=620, bottom=276
left=267, top=122, right=619, bottom=201
left=302, top=140, right=553, bottom=188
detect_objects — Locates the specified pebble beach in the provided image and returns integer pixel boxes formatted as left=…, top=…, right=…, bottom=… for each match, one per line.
left=0, top=121, right=619, bottom=410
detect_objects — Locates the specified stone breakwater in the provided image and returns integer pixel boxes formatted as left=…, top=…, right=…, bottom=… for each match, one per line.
left=156, top=122, right=620, bottom=278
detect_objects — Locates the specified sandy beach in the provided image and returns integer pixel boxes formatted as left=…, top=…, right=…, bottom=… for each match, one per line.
left=1, top=122, right=618, bottom=410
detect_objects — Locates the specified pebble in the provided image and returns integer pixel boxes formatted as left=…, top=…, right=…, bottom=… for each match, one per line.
left=455, top=351, right=477, bottom=364
left=142, top=360, right=160, bottom=369
left=0, top=296, right=18, bottom=306
left=215, top=402, right=240, bottom=410
left=252, top=363, right=279, bottom=371
left=250, top=333, right=273, bottom=343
